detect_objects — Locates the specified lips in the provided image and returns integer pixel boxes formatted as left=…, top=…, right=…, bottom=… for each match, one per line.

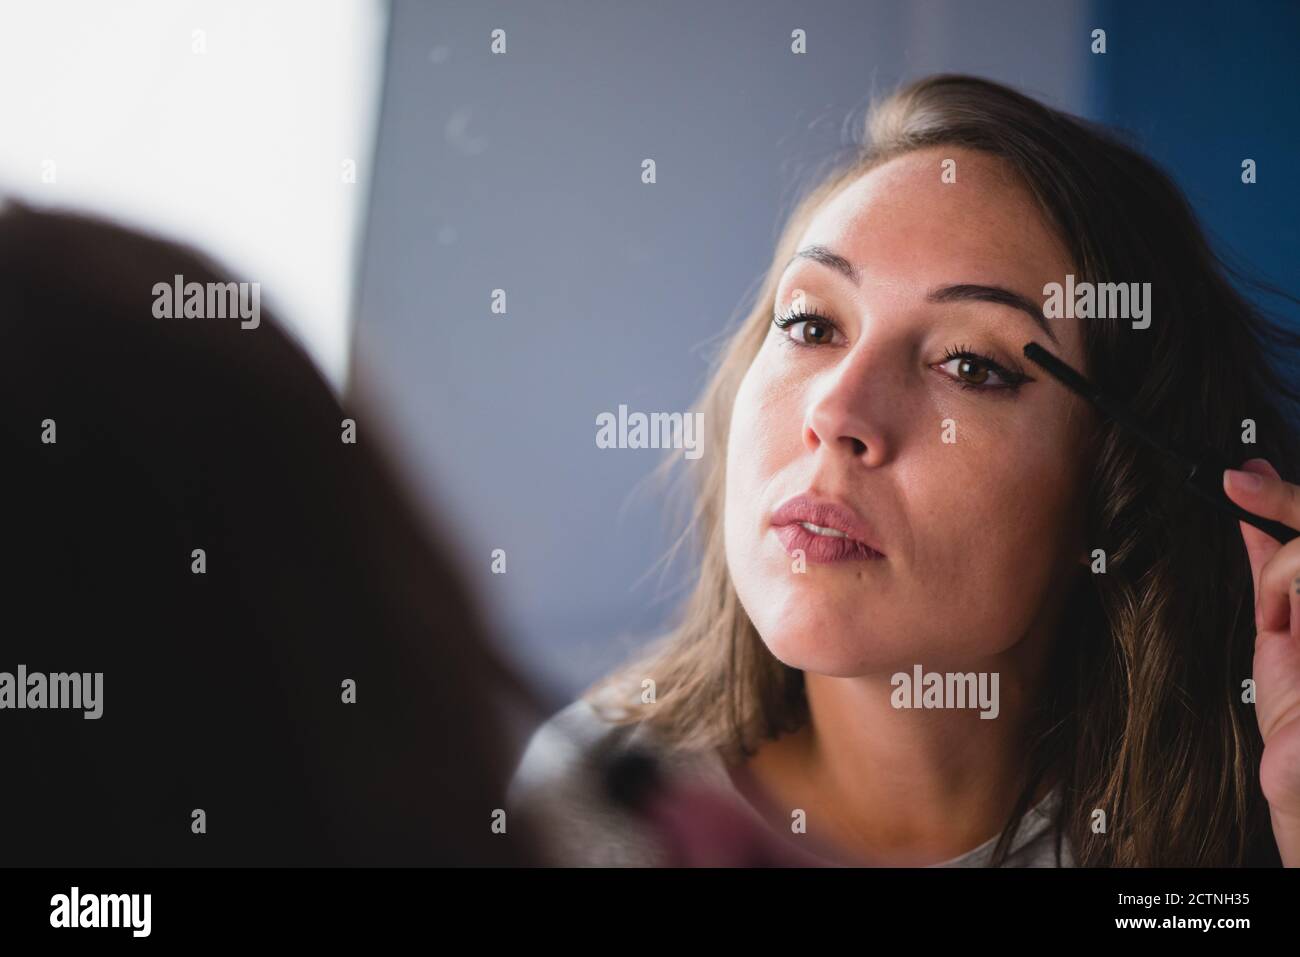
left=769, top=495, right=886, bottom=564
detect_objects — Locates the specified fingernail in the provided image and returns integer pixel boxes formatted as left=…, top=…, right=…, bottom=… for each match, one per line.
left=1225, top=469, right=1263, bottom=493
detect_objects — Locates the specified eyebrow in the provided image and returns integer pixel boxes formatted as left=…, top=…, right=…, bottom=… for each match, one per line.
left=787, top=244, right=1059, bottom=345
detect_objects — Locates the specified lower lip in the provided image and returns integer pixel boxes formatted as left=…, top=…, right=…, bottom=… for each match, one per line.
left=772, top=524, right=886, bottom=564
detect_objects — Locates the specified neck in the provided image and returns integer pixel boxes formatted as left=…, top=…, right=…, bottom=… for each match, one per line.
left=730, top=623, right=1061, bottom=865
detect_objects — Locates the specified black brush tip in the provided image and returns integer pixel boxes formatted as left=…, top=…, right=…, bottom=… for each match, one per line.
left=1022, top=341, right=1094, bottom=400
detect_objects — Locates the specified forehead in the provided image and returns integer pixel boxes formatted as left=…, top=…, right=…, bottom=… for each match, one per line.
left=795, top=148, right=1074, bottom=296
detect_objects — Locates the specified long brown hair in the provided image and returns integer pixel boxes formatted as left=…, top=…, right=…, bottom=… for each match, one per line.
left=585, top=74, right=1300, bottom=866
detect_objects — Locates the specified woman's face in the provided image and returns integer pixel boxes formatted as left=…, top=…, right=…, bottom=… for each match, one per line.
left=724, top=147, right=1094, bottom=677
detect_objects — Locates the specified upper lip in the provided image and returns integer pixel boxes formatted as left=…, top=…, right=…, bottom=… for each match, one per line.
left=769, top=493, right=886, bottom=556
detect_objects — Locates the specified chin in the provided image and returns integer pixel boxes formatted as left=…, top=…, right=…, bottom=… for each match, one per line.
left=747, top=601, right=893, bottom=677
left=761, top=636, right=877, bottom=678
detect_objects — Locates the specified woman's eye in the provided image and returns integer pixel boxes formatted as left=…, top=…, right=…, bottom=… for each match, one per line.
left=943, top=355, right=997, bottom=385
left=935, top=351, right=1024, bottom=392
left=773, top=311, right=837, bottom=346
left=787, top=319, right=834, bottom=345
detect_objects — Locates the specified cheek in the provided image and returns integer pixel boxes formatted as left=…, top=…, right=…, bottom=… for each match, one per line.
left=726, top=351, right=798, bottom=499
left=725, top=367, right=763, bottom=552
left=902, top=415, right=1084, bottom=646
left=724, top=356, right=798, bottom=604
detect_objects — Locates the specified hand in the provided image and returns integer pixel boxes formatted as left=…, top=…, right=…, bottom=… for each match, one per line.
left=1223, top=457, right=1300, bottom=865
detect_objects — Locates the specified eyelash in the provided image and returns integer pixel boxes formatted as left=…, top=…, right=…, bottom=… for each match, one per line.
left=771, top=308, right=1029, bottom=395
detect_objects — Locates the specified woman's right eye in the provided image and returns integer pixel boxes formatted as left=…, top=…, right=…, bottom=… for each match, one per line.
left=772, top=310, right=838, bottom=346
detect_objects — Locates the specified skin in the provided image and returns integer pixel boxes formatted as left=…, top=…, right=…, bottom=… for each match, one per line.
left=721, top=146, right=1098, bottom=864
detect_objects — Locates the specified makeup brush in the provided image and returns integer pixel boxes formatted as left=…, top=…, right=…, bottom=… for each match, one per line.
left=1023, top=341, right=1297, bottom=545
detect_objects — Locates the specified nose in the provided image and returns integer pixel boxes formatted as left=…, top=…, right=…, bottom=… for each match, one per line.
left=802, top=345, right=891, bottom=466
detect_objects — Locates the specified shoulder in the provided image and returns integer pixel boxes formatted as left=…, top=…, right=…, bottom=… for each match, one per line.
left=507, top=697, right=667, bottom=866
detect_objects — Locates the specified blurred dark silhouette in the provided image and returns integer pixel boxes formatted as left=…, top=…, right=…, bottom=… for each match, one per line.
left=0, top=202, right=543, bottom=866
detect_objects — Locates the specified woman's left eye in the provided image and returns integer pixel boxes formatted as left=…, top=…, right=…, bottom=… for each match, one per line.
left=935, top=346, right=1028, bottom=393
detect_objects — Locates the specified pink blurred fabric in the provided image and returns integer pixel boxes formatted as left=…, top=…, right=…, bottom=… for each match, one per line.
left=638, top=778, right=831, bottom=867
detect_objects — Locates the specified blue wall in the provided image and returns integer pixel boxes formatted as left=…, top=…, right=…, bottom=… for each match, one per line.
left=1087, top=0, right=1299, bottom=326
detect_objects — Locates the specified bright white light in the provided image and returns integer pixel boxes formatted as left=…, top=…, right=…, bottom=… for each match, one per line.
left=0, top=0, right=387, bottom=388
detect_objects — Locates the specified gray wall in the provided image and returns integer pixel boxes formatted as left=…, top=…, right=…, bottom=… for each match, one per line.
left=351, top=0, right=1090, bottom=699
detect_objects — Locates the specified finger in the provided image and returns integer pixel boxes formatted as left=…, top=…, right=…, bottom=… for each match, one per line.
left=1225, top=457, right=1300, bottom=527
left=1257, top=540, right=1300, bottom=635
left=1224, top=459, right=1285, bottom=597
left=1292, top=567, right=1300, bottom=646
